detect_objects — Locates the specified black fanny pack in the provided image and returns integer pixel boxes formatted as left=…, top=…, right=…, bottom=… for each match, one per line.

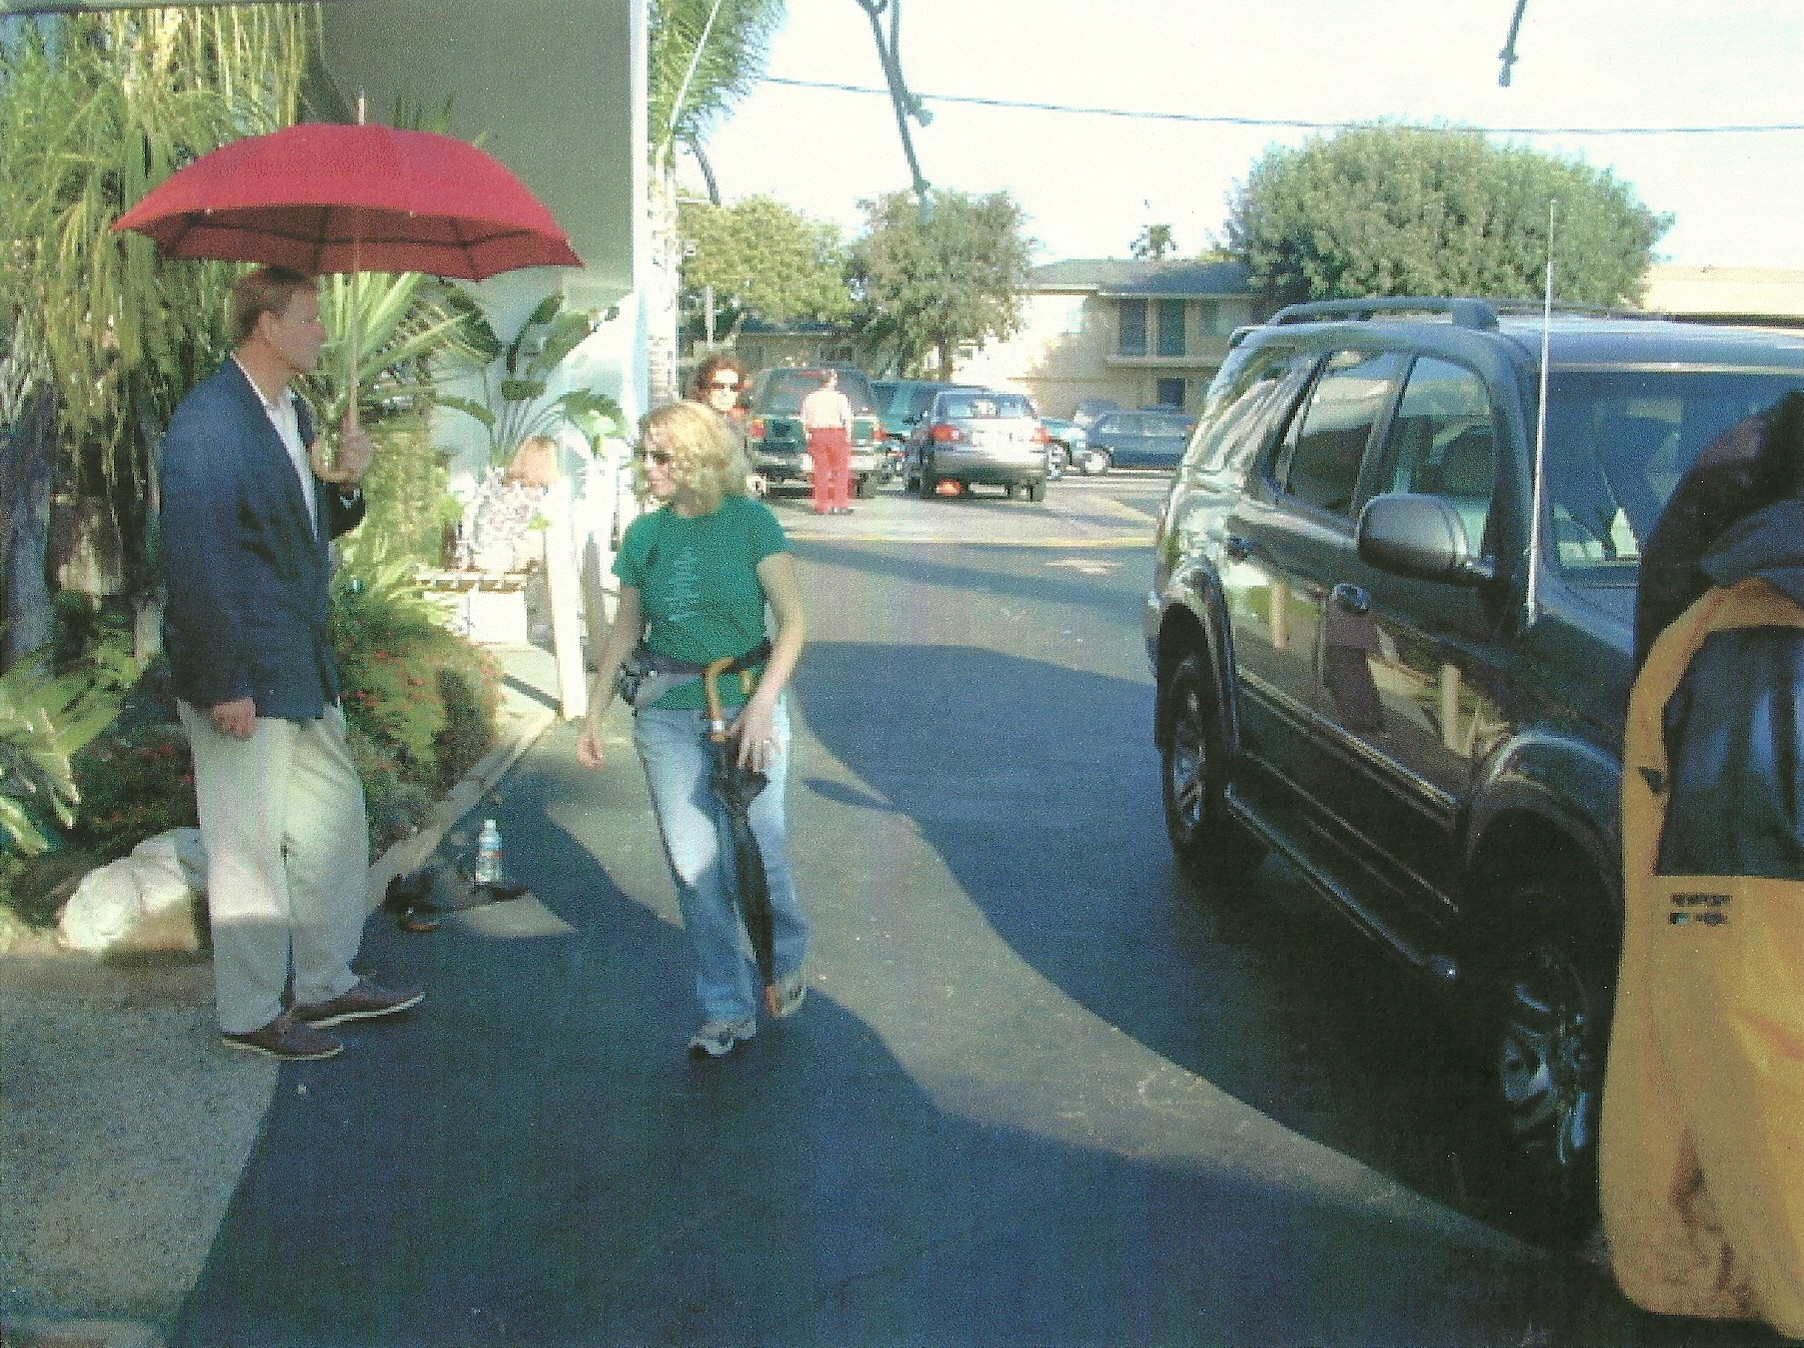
left=615, top=639, right=772, bottom=711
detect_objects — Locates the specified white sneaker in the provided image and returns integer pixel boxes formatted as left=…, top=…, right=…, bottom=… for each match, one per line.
left=687, top=1015, right=757, bottom=1058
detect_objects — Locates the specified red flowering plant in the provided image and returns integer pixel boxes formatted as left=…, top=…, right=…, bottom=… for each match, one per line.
left=67, top=721, right=198, bottom=859
left=329, top=543, right=501, bottom=853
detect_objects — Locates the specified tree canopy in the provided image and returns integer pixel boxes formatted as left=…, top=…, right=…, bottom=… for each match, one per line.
left=678, top=196, right=851, bottom=340
left=850, top=189, right=1034, bottom=377
left=1225, top=124, right=1671, bottom=308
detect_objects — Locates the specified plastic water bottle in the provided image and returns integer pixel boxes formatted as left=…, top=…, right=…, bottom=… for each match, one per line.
left=474, top=818, right=503, bottom=886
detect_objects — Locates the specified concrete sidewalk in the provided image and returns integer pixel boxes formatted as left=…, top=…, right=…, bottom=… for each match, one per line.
left=0, top=645, right=563, bottom=1348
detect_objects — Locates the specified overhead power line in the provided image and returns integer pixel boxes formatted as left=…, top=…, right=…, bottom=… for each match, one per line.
left=762, top=76, right=1804, bottom=138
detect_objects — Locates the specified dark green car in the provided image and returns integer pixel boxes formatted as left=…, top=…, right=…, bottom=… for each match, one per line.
left=1146, top=296, right=1804, bottom=1243
left=746, top=366, right=886, bottom=497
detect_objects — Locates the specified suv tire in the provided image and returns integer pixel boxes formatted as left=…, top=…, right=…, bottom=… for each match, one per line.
left=1159, top=650, right=1262, bottom=882
left=1465, top=874, right=1615, bottom=1247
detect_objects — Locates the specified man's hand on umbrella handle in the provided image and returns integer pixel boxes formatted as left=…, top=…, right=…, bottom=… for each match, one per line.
left=310, top=412, right=373, bottom=486
left=575, top=724, right=606, bottom=771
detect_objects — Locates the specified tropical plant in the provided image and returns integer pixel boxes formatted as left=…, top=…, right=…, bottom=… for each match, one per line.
left=439, top=292, right=624, bottom=466
left=850, top=188, right=1035, bottom=377
left=0, top=645, right=136, bottom=855
left=0, top=8, right=312, bottom=664
left=1226, top=124, right=1672, bottom=307
left=648, top=0, right=785, bottom=164
left=301, top=272, right=478, bottom=432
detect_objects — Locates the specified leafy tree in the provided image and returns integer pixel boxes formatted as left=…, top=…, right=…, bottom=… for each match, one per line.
left=1226, top=124, right=1671, bottom=308
left=1131, top=224, right=1178, bottom=260
left=851, top=189, right=1034, bottom=377
left=679, top=196, right=851, bottom=341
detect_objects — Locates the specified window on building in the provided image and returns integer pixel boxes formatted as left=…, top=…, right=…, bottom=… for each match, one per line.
left=1156, top=377, right=1187, bottom=410
left=1157, top=300, right=1185, bottom=357
left=1118, top=299, right=1147, bottom=358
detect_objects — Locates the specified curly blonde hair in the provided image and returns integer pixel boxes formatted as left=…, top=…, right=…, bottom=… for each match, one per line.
left=636, top=400, right=750, bottom=513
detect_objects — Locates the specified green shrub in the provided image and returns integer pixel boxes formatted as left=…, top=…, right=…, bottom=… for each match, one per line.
left=67, top=719, right=196, bottom=859
left=331, top=548, right=501, bottom=854
left=359, top=413, right=462, bottom=568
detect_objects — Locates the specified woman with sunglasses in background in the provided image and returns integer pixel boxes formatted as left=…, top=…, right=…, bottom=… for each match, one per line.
left=575, top=400, right=811, bottom=1058
left=690, top=353, right=763, bottom=494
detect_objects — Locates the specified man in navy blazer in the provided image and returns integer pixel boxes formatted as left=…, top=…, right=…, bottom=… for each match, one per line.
left=161, top=266, right=423, bottom=1061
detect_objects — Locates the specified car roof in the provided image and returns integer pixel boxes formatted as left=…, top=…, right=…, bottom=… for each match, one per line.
left=1240, top=304, right=1804, bottom=371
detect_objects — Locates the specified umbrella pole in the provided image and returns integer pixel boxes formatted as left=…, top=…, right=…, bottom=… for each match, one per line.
left=344, top=92, right=366, bottom=437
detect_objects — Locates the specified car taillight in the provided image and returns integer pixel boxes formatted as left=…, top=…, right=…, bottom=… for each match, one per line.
left=930, top=423, right=965, bottom=443
left=1033, top=424, right=1049, bottom=443
left=748, top=417, right=766, bottom=441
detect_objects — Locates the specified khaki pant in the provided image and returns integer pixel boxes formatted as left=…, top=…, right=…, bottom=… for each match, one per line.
left=179, top=702, right=368, bottom=1034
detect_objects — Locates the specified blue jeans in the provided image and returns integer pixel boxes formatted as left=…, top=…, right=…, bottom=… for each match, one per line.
left=634, top=700, right=809, bottom=1023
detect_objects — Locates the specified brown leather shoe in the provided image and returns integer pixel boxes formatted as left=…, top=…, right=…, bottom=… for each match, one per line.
left=295, top=978, right=425, bottom=1027
left=222, top=1011, right=342, bottom=1061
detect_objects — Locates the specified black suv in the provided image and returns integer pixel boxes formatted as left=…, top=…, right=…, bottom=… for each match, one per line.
left=1145, top=297, right=1804, bottom=1235
left=746, top=366, right=886, bottom=497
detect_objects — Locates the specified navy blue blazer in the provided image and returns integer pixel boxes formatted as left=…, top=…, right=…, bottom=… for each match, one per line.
left=159, top=358, right=365, bottom=720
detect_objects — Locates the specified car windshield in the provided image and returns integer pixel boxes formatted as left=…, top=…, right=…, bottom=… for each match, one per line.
left=1544, top=368, right=1804, bottom=580
left=757, top=368, right=878, bottom=416
left=939, top=393, right=1034, bottom=420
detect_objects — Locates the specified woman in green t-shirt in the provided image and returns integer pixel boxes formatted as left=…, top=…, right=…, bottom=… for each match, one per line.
left=576, top=400, right=811, bottom=1058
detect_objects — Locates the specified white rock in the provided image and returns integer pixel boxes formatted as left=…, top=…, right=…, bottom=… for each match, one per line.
left=57, top=828, right=207, bottom=956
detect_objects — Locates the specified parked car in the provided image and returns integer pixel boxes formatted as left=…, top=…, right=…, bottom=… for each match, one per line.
left=871, top=378, right=982, bottom=481
left=1146, top=296, right=1804, bottom=1240
left=1086, top=409, right=1194, bottom=470
left=1040, top=416, right=1106, bottom=477
left=746, top=366, right=887, bottom=497
left=904, top=388, right=1050, bottom=500
left=1071, top=397, right=1122, bottom=429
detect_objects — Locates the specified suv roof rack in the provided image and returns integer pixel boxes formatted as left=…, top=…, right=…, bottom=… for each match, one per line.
left=1268, top=297, right=1501, bottom=331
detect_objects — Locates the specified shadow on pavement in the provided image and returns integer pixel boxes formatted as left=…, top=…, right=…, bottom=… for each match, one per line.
left=174, top=728, right=1601, bottom=1348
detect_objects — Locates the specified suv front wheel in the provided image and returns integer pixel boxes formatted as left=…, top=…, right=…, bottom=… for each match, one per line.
left=1159, top=650, right=1261, bottom=882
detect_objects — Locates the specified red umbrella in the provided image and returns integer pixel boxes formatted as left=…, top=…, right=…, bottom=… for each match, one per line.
left=111, top=121, right=581, bottom=281
left=113, top=121, right=581, bottom=439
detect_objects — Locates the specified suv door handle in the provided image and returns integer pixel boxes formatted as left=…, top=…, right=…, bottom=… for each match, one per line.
left=1225, top=534, right=1252, bottom=561
left=1330, top=582, right=1370, bottom=615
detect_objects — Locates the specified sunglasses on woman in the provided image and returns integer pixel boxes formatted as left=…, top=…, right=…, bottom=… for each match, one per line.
left=709, top=377, right=740, bottom=391
left=638, top=446, right=673, bottom=467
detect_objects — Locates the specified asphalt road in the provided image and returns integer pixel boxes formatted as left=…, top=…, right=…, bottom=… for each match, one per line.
left=172, top=476, right=1761, bottom=1347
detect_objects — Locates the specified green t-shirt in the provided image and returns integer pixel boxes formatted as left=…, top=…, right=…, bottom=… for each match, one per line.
left=613, top=493, right=789, bottom=709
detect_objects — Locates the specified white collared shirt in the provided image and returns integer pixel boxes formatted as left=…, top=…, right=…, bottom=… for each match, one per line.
left=234, top=355, right=317, bottom=536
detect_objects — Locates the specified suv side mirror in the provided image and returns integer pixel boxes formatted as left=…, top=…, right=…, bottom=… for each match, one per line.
left=1356, top=493, right=1494, bottom=586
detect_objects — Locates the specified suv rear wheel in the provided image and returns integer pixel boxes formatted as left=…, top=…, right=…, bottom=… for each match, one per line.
left=1466, top=875, right=1615, bottom=1246
left=1159, top=650, right=1261, bottom=881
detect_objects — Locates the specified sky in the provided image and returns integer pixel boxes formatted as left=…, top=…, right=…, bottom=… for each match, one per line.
left=690, top=0, right=1804, bottom=271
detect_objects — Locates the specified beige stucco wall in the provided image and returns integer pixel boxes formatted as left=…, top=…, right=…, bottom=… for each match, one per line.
left=1642, top=265, right=1804, bottom=321
left=954, top=290, right=1255, bottom=418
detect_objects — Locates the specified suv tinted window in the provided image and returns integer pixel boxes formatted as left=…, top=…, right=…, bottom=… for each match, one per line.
left=1544, top=369, right=1803, bottom=575
left=1274, top=348, right=1407, bottom=517
left=1187, top=345, right=1304, bottom=475
left=1376, top=357, right=1498, bottom=553
left=757, top=368, right=878, bottom=416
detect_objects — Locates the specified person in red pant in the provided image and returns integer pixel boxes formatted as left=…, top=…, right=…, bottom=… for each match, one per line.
left=800, top=367, right=853, bottom=515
